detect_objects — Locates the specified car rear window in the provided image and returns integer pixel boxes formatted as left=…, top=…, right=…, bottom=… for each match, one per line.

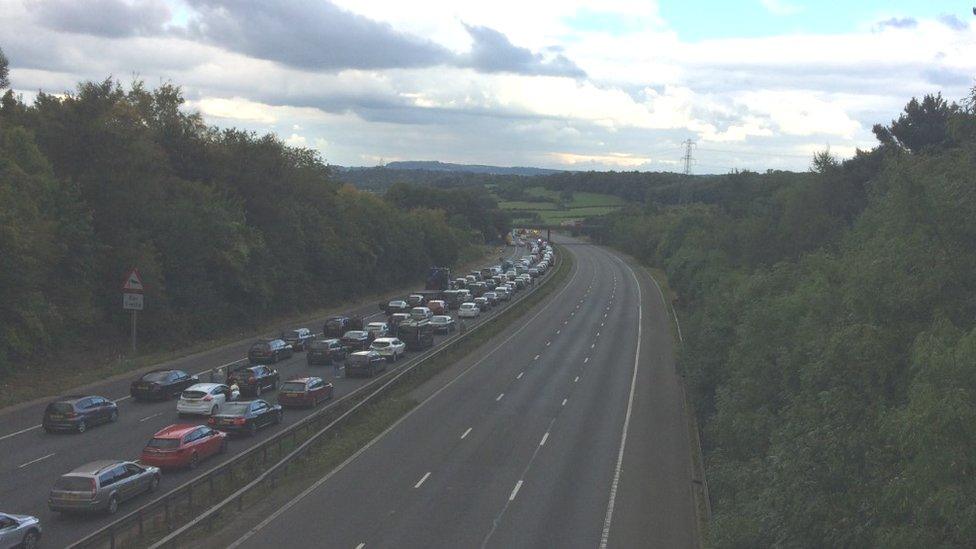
left=181, top=390, right=206, bottom=399
left=372, top=341, right=390, bottom=348
left=326, top=319, right=344, bottom=329
left=286, top=330, right=302, bottom=339
left=344, top=331, right=366, bottom=338
left=55, top=476, right=93, bottom=491
left=250, top=342, right=271, bottom=352
left=348, top=354, right=370, bottom=365
left=280, top=382, right=306, bottom=393
left=221, top=403, right=250, bottom=415
left=310, top=340, right=330, bottom=350
left=146, top=438, right=181, bottom=449
left=142, top=371, right=171, bottom=382
left=47, top=402, right=75, bottom=413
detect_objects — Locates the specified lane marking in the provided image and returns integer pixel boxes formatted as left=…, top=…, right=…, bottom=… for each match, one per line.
left=591, top=343, right=595, bottom=349
left=561, top=398, right=568, bottom=406
left=546, top=341, right=551, bottom=347
left=0, top=424, right=40, bottom=442
left=516, top=372, right=524, bottom=380
left=496, top=393, right=505, bottom=401
left=461, top=427, right=472, bottom=440
left=414, top=472, right=431, bottom=488
left=509, top=480, right=524, bottom=501
left=556, top=329, right=560, bottom=334
left=597, top=332, right=600, bottom=337
left=19, top=452, right=55, bottom=468
left=574, top=376, right=580, bottom=383
left=539, top=432, right=549, bottom=446
left=534, top=355, right=540, bottom=361
left=139, top=412, right=163, bottom=422
left=356, top=544, right=366, bottom=549
left=584, top=357, right=589, bottom=364
left=114, top=396, right=131, bottom=403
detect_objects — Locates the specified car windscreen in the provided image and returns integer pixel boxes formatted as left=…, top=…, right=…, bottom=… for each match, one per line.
left=344, top=331, right=366, bottom=338
left=348, top=354, right=371, bottom=365
left=220, top=403, right=251, bottom=415
left=47, top=402, right=75, bottom=413
left=55, top=476, right=94, bottom=491
left=371, top=341, right=390, bottom=347
left=142, top=371, right=171, bottom=382
left=146, top=438, right=181, bottom=449
left=181, top=390, right=207, bottom=399
left=431, top=316, right=449, bottom=323
left=310, top=341, right=331, bottom=350
left=280, top=382, right=307, bottom=393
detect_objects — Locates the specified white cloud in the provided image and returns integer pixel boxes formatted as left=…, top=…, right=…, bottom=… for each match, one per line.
left=759, top=0, right=802, bottom=16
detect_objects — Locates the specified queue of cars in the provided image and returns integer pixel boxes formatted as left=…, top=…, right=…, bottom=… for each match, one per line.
left=12, top=242, right=555, bottom=536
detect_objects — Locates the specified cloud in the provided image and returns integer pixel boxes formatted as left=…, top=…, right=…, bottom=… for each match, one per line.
left=460, top=24, right=586, bottom=77
left=876, top=17, right=917, bottom=30
left=26, top=0, right=171, bottom=38
left=759, top=0, right=802, bottom=16
left=184, top=0, right=454, bottom=71
left=938, top=14, right=967, bottom=31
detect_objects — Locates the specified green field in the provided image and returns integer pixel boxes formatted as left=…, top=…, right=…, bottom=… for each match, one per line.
left=496, top=186, right=623, bottom=225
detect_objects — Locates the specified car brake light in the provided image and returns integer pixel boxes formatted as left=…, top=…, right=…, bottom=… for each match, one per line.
left=234, top=418, right=246, bottom=425
left=89, top=478, right=97, bottom=498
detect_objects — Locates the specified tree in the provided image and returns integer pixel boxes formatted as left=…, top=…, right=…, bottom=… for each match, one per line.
left=872, top=93, right=959, bottom=153
left=0, top=46, right=8, bottom=89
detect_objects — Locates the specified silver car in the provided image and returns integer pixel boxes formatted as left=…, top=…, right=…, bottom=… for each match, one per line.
left=0, top=513, right=40, bottom=549
left=49, top=460, right=160, bottom=515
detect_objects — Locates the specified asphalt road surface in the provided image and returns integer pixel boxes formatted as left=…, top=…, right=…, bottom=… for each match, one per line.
left=0, top=246, right=527, bottom=548
left=229, top=240, right=698, bottom=549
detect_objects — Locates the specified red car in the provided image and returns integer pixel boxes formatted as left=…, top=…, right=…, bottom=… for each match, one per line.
left=277, top=377, right=334, bottom=408
left=140, top=424, right=227, bottom=469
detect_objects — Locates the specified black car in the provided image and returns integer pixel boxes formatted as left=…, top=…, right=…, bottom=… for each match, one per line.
left=208, top=400, right=282, bottom=436
left=387, top=313, right=412, bottom=337
left=248, top=339, right=293, bottom=364
left=322, top=316, right=364, bottom=338
left=345, top=351, right=388, bottom=378
left=281, top=328, right=314, bottom=352
left=227, top=365, right=280, bottom=397
left=341, top=330, right=370, bottom=352
left=306, top=339, right=347, bottom=365
left=406, top=294, right=426, bottom=308
left=130, top=370, right=199, bottom=401
left=43, top=395, right=118, bottom=433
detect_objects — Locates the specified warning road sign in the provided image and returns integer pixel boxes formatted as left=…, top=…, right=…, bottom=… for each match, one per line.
left=122, top=269, right=144, bottom=292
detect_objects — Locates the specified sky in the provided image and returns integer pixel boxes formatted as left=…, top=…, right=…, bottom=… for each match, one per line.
left=1, top=0, right=974, bottom=173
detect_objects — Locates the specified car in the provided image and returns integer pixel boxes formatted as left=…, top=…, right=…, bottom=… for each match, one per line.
left=388, top=313, right=412, bottom=336
left=528, top=267, right=540, bottom=277
left=458, top=302, right=481, bottom=318
left=42, top=395, right=118, bottom=434
left=322, top=316, right=363, bottom=338
left=427, top=300, right=446, bottom=315
left=130, top=369, right=199, bottom=401
left=442, top=290, right=462, bottom=310
left=465, top=275, right=477, bottom=284
left=386, top=300, right=410, bottom=315
left=341, top=330, right=371, bottom=352
left=453, top=278, right=468, bottom=290
left=494, top=287, right=511, bottom=301
left=177, top=383, right=237, bottom=417
left=248, top=338, right=293, bottom=364
left=474, top=296, right=490, bottom=312
left=365, top=322, right=390, bottom=339
left=278, top=377, right=334, bottom=408
left=227, top=365, right=279, bottom=397
left=406, top=294, right=426, bottom=308
left=457, top=289, right=472, bottom=302
left=345, top=351, right=388, bottom=377
left=430, top=315, right=456, bottom=334
left=483, top=291, right=499, bottom=305
left=370, top=337, right=406, bottom=362
left=281, top=328, right=314, bottom=352
left=49, top=460, right=160, bottom=515
left=140, top=424, right=227, bottom=470
left=512, top=278, right=526, bottom=289
left=469, top=282, right=488, bottom=297
left=410, top=306, right=433, bottom=321
left=306, top=339, right=346, bottom=365
left=209, top=400, right=282, bottom=436
left=0, top=512, right=41, bottom=549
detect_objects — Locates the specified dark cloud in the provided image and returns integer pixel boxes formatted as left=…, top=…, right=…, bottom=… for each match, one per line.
left=460, top=24, right=586, bottom=78
left=922, top=67, right=974, bottom=88
left=876, top=17, right=917, bottom=30
left=938, top=14, right=966, bottom=31
left=26, top=0, right=171, bottom=38
left=184, top=0, right=453, bottom=71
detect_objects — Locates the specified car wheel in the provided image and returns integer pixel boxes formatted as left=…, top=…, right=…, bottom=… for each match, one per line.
left=106, top=495, right=119, bottom=515
left=275, top=411, right=283, bottom=424
left=21, top=529, right=39, bottom=549
left=149, top=474, right=160, bottom=492
left=189, top=452, right=199, bottom=469
left=109, top=410, right=119, bottom=422
left=77, top=420, right=87, bottom=434
left=211, top=405, right=218, bottom=416
left=248, top=422, right=257, bottom=437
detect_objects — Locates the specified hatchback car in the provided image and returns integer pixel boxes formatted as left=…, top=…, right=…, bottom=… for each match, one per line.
left=43, top=395, right=118, bottom=434
left=386, top=300, right=410, bottom=315
left=494, top=287, right=511, bottom=301
left=306, top=338, right=346, bottom=365
left=474, top=296, right=490, bottom=312
left=227, top=365, right=279, bottom=397
left=0, top=512, right=41, bottom=549
left=130, top=369, right=199, bottom=401
left=430, top=315, right=456, bottom=334
left=49, top=460, right=160, bottom=515
left=345, top=351, right=387, bottom=377
left=410, top=307, right=433, bottom=321
left=341, top=330, right=371, bottom=352
left=140, top=424, right=227, bottom=469
left=177, top=383, right=237, bottom=417
left=406, top=294, right=426, bottom=307
left=278, top=377, right=334, bottom=408
left=281, top=328, right=314, bottom=352
left=483, top=291, right=499, bottom=305
left=370, top=337, right=406, bottom=362
left=209, top=400, right=282, bottom=436
left=365, top=322, right=390, bottom=339
left=247, top=338, right=293, bottom=364
left=458, top=302, right=481, bottom=318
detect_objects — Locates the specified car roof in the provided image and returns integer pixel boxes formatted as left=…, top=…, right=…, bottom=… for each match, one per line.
left=68, top=460, right=126, bottom=475
left=286, top=377, right=314, bottom=384
left=432, top=315, right=451, bottom=320
left=350, top=350, right=375, bottom=356
left=153, top=424, right=201, bottom=438
left=367, top=322, right=387, bottom=326
left=185, top=382, right=222, bottom=391
left=52, top=394, right=91, bottom=403
left=372, top=337, right=398, bottom=342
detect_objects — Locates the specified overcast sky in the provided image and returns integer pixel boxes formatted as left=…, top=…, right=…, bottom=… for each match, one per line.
left=2, top=0, right=974, bottom=173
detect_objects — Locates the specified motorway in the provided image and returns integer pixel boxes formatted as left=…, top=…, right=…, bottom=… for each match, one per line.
left=227, top=241, right=698, bottom=549
left=0, top=247, right=526, bottom=548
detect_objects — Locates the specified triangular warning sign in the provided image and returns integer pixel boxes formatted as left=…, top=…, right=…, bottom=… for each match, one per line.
left=122, top=269, right=144, bottom=292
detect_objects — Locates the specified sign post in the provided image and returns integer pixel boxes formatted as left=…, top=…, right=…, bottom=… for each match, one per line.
left=122, top=269, right=145, bottom=355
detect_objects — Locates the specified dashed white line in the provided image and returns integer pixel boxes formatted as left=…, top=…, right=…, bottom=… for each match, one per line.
left=461, top=427, right=472, bottom=439
left=355, top=543, right=366, bottom=549
left=574, top=376, right=580, bottom=383
left=496, top=393, right=505, bottom=401
left=556, top=329, right=560, bottom=334
left=114, top=395, right=131, bottom=403
left=509, top=480, right=524, bottom=501
left=597, top=332, right=601, bottom=338
left=0, top=424, right=40, bottom=442
left=561, top=398, right=568, bottom=406
left=534, top=354, right=540, bottom=361
left=584, top=357, right=589, bottom=363
left=601, top=322, right=605, bottom=327
left=516, top=372, right=524, bottom=380
left=539, top=432, right=550, bottom=446
left=591, top=343, right=595, bottom=349
left=19, top=452, right=55, bottom=469
left=546, top=341, right=551, bottom=346
left=414, top=472, right=431, bottom=488
left=139, top=412, right=163, bottom=422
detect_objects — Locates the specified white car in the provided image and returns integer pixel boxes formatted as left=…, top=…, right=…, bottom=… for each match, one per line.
left=0, top=512, right=40, bottom=549
left=370, top=338, right=406, bottom=362
left=458, top=302, right=481, bottom=318
left=365, top=322, right=389, bottom=338
left=410, top=306, right=433, bottom=321
left=494, top=287, right=511, bottom=301
left=177, top=383, right=238, bottom=416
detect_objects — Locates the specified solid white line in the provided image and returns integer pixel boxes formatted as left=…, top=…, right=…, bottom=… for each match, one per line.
left=561, top=398, right=568, bottom=406
left=19, top=452, right=55, bottom=468
left=461, top=427, right=472, bottom=439
left=496, top=393, right=505, bottom=401
left=539, top=432, right=549, bottom=446
left=517, top=372, right=524, bottom=380
left=509, top=480, right=524, bottom=501
left=0, top=424, right=40, bottom=442
left=139, top=412, right=163, bottom=422
left=574, top=376, right=580, bottom=383
left=599, top=256, right=644, bottom=549
left=414, top=472, right=431, bottom=488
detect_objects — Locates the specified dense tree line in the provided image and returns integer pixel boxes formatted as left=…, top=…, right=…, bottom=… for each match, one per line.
left=596, top=91, right=976, bottom=547
left=0, top=54, right=501, bottom=373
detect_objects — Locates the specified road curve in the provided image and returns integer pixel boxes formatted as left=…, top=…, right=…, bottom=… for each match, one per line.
left=228, top=240, right=698, bottom=549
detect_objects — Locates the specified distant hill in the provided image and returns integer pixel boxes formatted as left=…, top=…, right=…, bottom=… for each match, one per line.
left=380, top=161, right=563, bottom=176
